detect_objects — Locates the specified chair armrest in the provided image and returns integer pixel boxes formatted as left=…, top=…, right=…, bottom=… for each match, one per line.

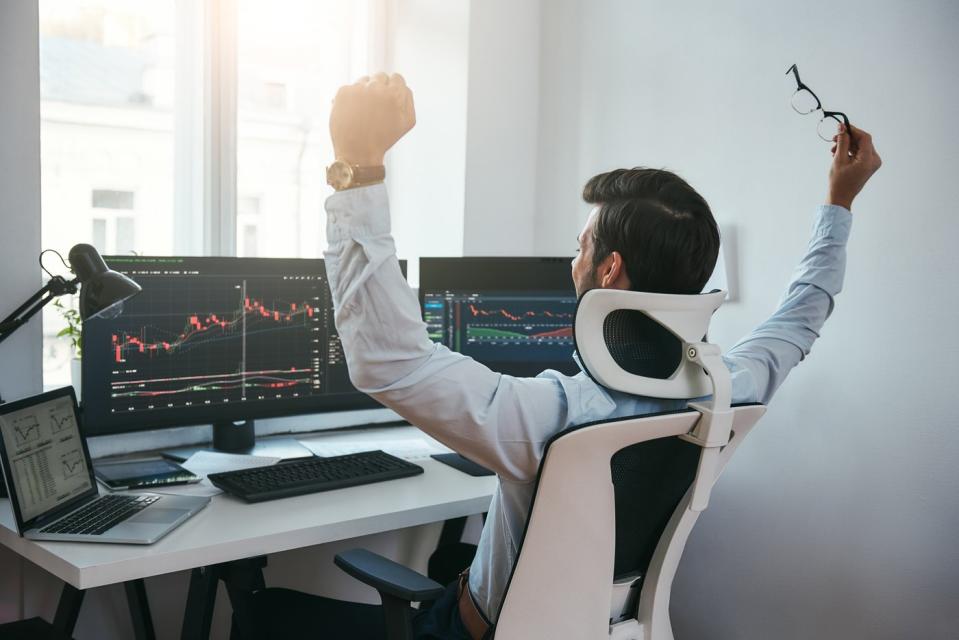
left=334, top=548, right=446, bottom=603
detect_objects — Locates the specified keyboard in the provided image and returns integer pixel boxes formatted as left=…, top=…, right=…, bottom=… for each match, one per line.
left=40, top=494, right=159, bottom=535
left=208, top=450, right=424, bottom=503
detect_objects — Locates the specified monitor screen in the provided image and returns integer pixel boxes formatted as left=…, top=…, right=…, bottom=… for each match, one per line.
left=419, top=257, right=578, bottom=378
left=82, top=256, right=405, bottom=435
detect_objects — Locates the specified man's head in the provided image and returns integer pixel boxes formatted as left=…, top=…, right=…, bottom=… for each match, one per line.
left=571, top=168, right=720, bottom=298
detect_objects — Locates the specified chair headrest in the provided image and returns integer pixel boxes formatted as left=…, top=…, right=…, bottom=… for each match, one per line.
left=573, top=289, right=726, bottom=399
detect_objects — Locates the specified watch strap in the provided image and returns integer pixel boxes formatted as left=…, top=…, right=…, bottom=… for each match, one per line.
left=351, top=165, right=385, bottom=186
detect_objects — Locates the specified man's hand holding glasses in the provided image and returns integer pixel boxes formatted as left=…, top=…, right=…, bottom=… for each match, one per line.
left=827, top=123, right=882, bottom=212
left=787, top=63, right=882, bottom=212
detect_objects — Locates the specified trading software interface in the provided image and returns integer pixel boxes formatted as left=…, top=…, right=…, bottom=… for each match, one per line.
left=420, top=258, right=578, bottom=377
left=423, top=292, right=577, bottom=376
left=0, top=395, right=92, bottom=523
left=82, top=257, right=360, bottom=426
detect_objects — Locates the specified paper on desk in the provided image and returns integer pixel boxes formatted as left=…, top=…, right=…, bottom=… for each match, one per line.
left=153, top=450, right=281, bottom=497
left=303, top=438, right=451, bottom=461
left=181, top=450, right=282, bottom=476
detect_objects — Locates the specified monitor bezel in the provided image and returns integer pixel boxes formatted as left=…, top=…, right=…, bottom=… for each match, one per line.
left=0, top=386, right=99, bottom=534
left=80, top=256, right=406, bottom=436
left=418, top=257, right=575, bottom=307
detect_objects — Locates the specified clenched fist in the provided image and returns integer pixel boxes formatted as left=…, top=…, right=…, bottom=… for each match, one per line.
left=330, top=72, right=416, bottom=167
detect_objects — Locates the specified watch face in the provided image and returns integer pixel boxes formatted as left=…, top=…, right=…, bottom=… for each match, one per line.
left=327, top=161, right=353, bottom=190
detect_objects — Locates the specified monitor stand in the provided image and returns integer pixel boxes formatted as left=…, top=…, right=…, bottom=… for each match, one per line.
left=160, top=420, right=315, bottom=463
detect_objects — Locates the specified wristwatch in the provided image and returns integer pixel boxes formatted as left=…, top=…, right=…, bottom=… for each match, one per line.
left=326, top=160, right=385, bottom=191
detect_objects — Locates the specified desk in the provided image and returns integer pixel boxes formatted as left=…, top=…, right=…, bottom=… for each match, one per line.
left=0, top=426, right=498, bottom=639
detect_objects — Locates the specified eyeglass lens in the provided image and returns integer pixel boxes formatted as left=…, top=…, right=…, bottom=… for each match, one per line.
left=816, top=115, right=843, bottom=142
left=790, top=88, right=819, bottom=115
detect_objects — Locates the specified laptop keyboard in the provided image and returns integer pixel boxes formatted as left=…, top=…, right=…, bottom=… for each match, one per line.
left=39, top=494, right=160, bottom=535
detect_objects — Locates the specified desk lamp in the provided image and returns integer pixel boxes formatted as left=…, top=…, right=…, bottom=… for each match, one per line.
left=0, top=244, right=140, bottom=498
left=0, top=244, right=141, bottom=347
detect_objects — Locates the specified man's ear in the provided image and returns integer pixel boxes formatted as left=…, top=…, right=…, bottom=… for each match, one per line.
left=599, top=251, right=631, bottom=290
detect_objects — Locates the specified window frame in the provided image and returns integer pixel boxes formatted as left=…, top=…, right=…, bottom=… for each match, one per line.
left=179, top=0, right=386, bottom=259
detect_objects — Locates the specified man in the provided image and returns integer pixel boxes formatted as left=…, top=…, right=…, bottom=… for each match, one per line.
left=254, top=73, right=881, bottom=639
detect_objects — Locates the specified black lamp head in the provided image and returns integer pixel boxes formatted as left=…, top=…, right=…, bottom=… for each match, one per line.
left=67, top=244, right=141, bottom=320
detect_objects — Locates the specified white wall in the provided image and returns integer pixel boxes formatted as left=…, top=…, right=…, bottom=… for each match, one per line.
left=462, top=0, right=542, bottom=256
left=0, top=0, right=42, bottom=625
left=387, top=0, right=471, bottom=285
left=534, top=0, right=587, bottom=256
left=534, top=1, right=959, bottom=637
left=0, top=0, right=42, bottom=404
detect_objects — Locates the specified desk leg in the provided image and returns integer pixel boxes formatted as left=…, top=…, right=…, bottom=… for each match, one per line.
left=52, top=582, right=84, bottom=636
left=219, top=556, right=267, bottom=640
left=125, top=579, right=156, bottom=640
left=438, top=516, right=468, bottom=547
left=181, top=566, right=219, bottom=640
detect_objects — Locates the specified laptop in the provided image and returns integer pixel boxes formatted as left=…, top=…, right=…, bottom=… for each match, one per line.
left=0, top=387, right=209, bottom=544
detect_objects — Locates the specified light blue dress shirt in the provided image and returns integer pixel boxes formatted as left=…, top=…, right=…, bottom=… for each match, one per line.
left=323, top=183, right=852, bottom=621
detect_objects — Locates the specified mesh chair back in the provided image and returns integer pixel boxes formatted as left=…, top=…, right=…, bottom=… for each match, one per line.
left=610, top=437, right=700, bottom=580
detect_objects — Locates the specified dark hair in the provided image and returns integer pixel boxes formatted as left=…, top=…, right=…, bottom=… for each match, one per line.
left=582, top=168, right=719, bottom=295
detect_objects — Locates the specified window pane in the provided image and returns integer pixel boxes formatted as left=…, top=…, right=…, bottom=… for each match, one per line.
left=92, top=188, right=135, bottom=209
left=236, top=0, right=365, bottom=258
left=39, top=1, right=186, bottom=388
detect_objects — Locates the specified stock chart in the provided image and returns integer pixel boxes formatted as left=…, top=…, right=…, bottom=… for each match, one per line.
left=423, top=291, right=578, bottom=376
left=87, top=259, right=355, bottom=415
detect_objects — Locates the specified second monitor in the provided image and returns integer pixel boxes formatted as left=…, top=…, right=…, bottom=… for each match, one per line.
left=419, top=257, right=578, bottom=378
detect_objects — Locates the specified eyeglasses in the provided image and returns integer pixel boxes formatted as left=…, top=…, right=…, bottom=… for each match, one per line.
left=786, top=64, right=851, bottom=142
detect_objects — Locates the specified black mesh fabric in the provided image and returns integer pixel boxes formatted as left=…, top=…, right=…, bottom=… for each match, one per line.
left=602, top=310, right=682, bottom=379
left=610, top=437, right=700, bottom=580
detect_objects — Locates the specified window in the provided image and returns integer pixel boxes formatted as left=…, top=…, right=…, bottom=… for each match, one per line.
left=236, top=0, right=369, bottom=258
left=39, top=0, right=380, bottom=388
left=40, top=0, right=183, bottom=388
left=91, top=189, right=135, bottom=210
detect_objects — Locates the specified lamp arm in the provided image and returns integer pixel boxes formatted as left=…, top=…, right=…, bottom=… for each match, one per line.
left=0, top=277, right=78, bottom=346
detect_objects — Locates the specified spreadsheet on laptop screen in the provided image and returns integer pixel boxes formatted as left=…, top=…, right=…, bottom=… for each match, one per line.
left=0, top=396, right=92, bottom=522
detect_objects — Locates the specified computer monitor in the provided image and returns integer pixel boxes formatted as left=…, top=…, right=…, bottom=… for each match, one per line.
left=81, top=256, right=407, bottom=451
left=418, top=257, right=578, bottom=378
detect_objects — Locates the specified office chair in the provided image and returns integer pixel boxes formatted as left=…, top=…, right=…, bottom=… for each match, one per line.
left=260, top=289, right=766, bottom=639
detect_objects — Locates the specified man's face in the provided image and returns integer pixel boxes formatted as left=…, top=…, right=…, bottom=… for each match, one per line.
left=571, top=208, right=600, bottom=298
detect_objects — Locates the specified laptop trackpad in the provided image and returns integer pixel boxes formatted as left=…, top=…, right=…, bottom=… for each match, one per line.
left=128, top=508, right=189, bottom=525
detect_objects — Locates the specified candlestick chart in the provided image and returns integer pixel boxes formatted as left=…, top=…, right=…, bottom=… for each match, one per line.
left=103, top=275, right=330, bottom=412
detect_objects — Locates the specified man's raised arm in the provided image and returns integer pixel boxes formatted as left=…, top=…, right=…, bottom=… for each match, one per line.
left=724, top=124, right=882, bottom=404
left=322, top=74, right=579, bottom=482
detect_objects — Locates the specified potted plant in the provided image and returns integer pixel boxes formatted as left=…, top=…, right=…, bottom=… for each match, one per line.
left=53, top=299, right=82, bottom=396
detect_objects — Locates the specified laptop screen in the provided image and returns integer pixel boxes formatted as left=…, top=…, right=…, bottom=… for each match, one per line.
left=0, top=389, right=95, bottom=525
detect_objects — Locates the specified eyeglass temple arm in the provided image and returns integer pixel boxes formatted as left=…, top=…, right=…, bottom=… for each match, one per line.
left=785, top=64, right=801, bottom=83
left=823, top=111, right=852, bottom=130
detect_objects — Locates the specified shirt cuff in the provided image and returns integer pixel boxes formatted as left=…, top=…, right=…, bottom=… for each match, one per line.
left=814, top=203, right=853, bottom=243
left=325, top=183, right=390, bottom=244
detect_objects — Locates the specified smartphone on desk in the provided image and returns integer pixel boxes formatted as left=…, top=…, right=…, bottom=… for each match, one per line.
left=94, top=457, right=201, bottom=491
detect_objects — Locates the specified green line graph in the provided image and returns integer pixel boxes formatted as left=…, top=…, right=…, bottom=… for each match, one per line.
left=468, top=327, right=529, bottom=340
left=466, top=324, right=574, bottom=343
